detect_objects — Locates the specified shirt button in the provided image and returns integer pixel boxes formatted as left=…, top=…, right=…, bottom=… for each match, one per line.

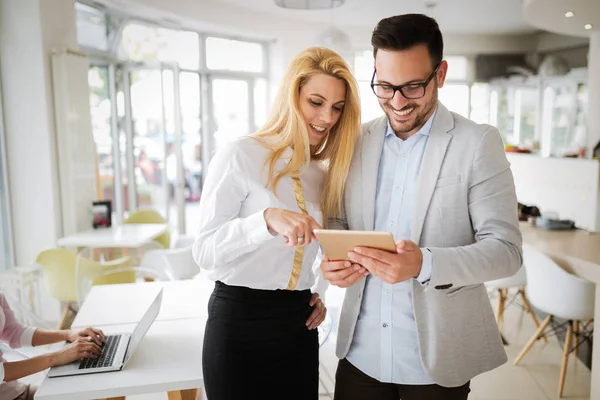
left=389, top=221, right=395, bottom=227
left=396, top=187, right=402, bottom=193
left=402, top=154, right=407, bottom=160
left=383, top=323, right=388, bottom=328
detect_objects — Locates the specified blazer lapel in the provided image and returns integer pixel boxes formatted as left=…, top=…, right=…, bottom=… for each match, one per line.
left=361, top=117, right=388, bottom=230
left=411, top=103, right=455, bottom=244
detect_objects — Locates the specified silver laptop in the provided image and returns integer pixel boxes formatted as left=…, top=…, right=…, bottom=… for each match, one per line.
left=47, top=288, right=163, bottom=378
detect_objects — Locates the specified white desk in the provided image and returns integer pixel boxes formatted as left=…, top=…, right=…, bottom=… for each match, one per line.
left=35, top=318, right=205, bottom=400
left=57, top=224, right=167, bottom=248
left=72, top=279, right=213, bottom=328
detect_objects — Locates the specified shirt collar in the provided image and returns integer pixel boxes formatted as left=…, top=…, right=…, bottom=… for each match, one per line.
left=385, top=107, right=438, bottom=138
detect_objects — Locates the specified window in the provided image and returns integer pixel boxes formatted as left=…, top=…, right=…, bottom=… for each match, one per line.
left=254, top=78, right=268, bottom=130
left=354, top=50, right=383, bottom=122
left=75, top=2, right=109, bottom=51
left=439, top=84, right=470, bottom=118
left=439, top=56, right=470, bottom=117
left=444, top=56, right=468, bottom=81
left=205, top=37, right=264, bottom=73
left=470, top=83, right=490, bottom=124
left=119, top=23, right=200, bottom=70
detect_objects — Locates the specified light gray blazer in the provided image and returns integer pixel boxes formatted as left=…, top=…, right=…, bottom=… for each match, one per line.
left=333, top=103, right=523, bottom=387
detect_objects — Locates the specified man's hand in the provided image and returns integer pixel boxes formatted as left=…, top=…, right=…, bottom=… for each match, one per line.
left=348, top=240, right=423, bottom=284
left=320, top=256, right=369, bottom=288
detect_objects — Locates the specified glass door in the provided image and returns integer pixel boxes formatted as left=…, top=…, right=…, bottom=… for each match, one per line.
left=125, top=66, right=172, bottom=221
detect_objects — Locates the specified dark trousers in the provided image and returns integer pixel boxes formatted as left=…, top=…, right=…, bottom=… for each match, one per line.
left=202, top=281, right=319, bottom=400
left=334, top=358, right=471, bottom=400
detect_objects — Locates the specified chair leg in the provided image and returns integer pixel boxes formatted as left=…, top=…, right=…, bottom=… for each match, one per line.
left=168, top=389, right=202, bottom=400
left=514, top=315, right=552, bottom=365
left=559, top=321, right=573, bottom=397
left=496, top=289, right=506, bottom=331
left=57, top=304, right=76, bottom=330
left=583, top=320, right=593, bottom=330
left=573, top=321, right=579, bottom=356
left=519, top=289, right=547, bottom=343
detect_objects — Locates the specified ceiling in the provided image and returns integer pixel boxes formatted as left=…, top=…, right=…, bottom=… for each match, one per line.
left=523, top=0, right=599, bottom=37
left=213, top=0, right=537, bottom=34
left=108, top=0, right=539, bottom=35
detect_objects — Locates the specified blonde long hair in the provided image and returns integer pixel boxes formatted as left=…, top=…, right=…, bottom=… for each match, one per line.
left=252, top=47, right=361, bottom=226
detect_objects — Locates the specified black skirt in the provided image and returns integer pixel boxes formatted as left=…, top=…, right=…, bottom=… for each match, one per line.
left=202, top=281, right=319, bottom=400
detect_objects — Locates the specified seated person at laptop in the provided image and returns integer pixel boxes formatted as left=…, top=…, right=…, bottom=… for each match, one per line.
left=1, top=292, right=105, bottom=400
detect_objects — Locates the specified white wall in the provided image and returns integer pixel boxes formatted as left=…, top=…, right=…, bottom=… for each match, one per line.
left=0, top=0, right=90, bottom=267
left=537, top=32, right=590, bottom=52
left=0, top=0, right=63, bottom=266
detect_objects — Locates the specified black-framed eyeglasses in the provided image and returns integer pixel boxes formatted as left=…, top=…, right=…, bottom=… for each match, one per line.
left=370, top=63, right=441, bottom=100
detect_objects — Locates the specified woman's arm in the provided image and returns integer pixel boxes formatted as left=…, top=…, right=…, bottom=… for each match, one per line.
left=2, top=336, right=103, bottom=382
left=31, top=330, right=69, bottom=347
left=32, top=327, right=106, bottom=347
left=2, top=354, right=53, bottom=382
left=192, top=141, right=277, bottom=269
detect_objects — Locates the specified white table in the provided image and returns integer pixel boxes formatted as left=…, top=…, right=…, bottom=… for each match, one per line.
left=57, top=224, right=167, bottom=248
left=72, top=279, right=213, bottom=328
left=35, top=318, right=205, bottom=400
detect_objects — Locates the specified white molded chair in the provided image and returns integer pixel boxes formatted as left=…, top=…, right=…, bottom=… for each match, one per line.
left=141, top=245, right=200, bottom=280
left=514, top=245, right=595, bottom=397
left=172, top=234, right=195, bottom=249
left=486, top=265, right=546, bottom=341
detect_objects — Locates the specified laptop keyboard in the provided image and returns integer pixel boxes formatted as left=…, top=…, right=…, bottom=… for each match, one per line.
left=79, top=335, right=121, bottom=370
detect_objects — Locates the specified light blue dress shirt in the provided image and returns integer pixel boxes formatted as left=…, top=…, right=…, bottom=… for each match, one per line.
left=346, top=110, right=436, bottom=384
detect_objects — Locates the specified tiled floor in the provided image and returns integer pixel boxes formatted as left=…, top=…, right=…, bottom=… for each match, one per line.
left=125, top=287, right=591, bottom=400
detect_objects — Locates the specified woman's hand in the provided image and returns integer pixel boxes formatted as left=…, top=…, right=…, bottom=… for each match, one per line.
left=50, top=338, right=102, bottom=367
left=306, top=293, right=327, bottom=330
left=67, top=327, right=106, bottom=346
left=264, top=208, right=322, bottom=247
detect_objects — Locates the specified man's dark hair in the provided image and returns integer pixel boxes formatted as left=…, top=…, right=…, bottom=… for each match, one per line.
left=371, top=14, right=444, bottom=68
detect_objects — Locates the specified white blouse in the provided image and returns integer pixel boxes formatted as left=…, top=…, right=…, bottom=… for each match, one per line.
left=193, top=137, right=327, bottom=295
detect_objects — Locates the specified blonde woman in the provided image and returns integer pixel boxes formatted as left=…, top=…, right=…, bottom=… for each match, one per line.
left=193, top=47, right=362, bottom=400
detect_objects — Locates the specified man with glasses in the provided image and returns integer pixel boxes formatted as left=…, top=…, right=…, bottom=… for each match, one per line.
left=320, top=13, right=522, bottom=400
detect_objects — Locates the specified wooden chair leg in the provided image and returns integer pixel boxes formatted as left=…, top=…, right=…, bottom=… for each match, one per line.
left=101, top=397, right=125, bottom=400
left=514, top=315, right=552, bottom=365
left=496, top=289, right=506, bottom=331
left=558, top=322, right=573, bottom=398
left=573, top=321, right=580, bottom=356
left=57, top=306, right=70, bottom=330
left=519, top=289, right=547, bottom=343
left=583, top=320, right=593, bottom=330
left=168, top=389, right=202, bottom=400
left=57, top=304, right=76, bottom=330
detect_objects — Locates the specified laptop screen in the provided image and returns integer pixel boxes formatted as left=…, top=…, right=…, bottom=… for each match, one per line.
left=123, top=288, right=163, bottom=365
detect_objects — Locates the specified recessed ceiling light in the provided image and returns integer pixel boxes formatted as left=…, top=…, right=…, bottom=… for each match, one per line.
left=565, top=11, right=574, bottom=18
left=585, top=24, right=593, bottom=30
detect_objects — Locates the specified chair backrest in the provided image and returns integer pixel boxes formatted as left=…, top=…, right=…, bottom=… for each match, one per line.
left=125, top=209, right=170, bottom=248
left=485, top=265, right=527, bottom=290
left=141, top=246, right=199, bottom=280
left=0, top=290, right=53, bottom=330
left=75, top=248, right=136, bottom=305
left=36, top=248, right=78, bottom=303
left=523, top=245, right=595, bottom=321
left=172, top=234, right=195, bottom=249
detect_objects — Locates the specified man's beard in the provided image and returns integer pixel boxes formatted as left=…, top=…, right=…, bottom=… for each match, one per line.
left=386, top=90, right=438, bottom=137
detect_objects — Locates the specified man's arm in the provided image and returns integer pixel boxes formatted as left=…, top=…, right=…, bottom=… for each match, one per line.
left=427, top=127, right=523, bottom=289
